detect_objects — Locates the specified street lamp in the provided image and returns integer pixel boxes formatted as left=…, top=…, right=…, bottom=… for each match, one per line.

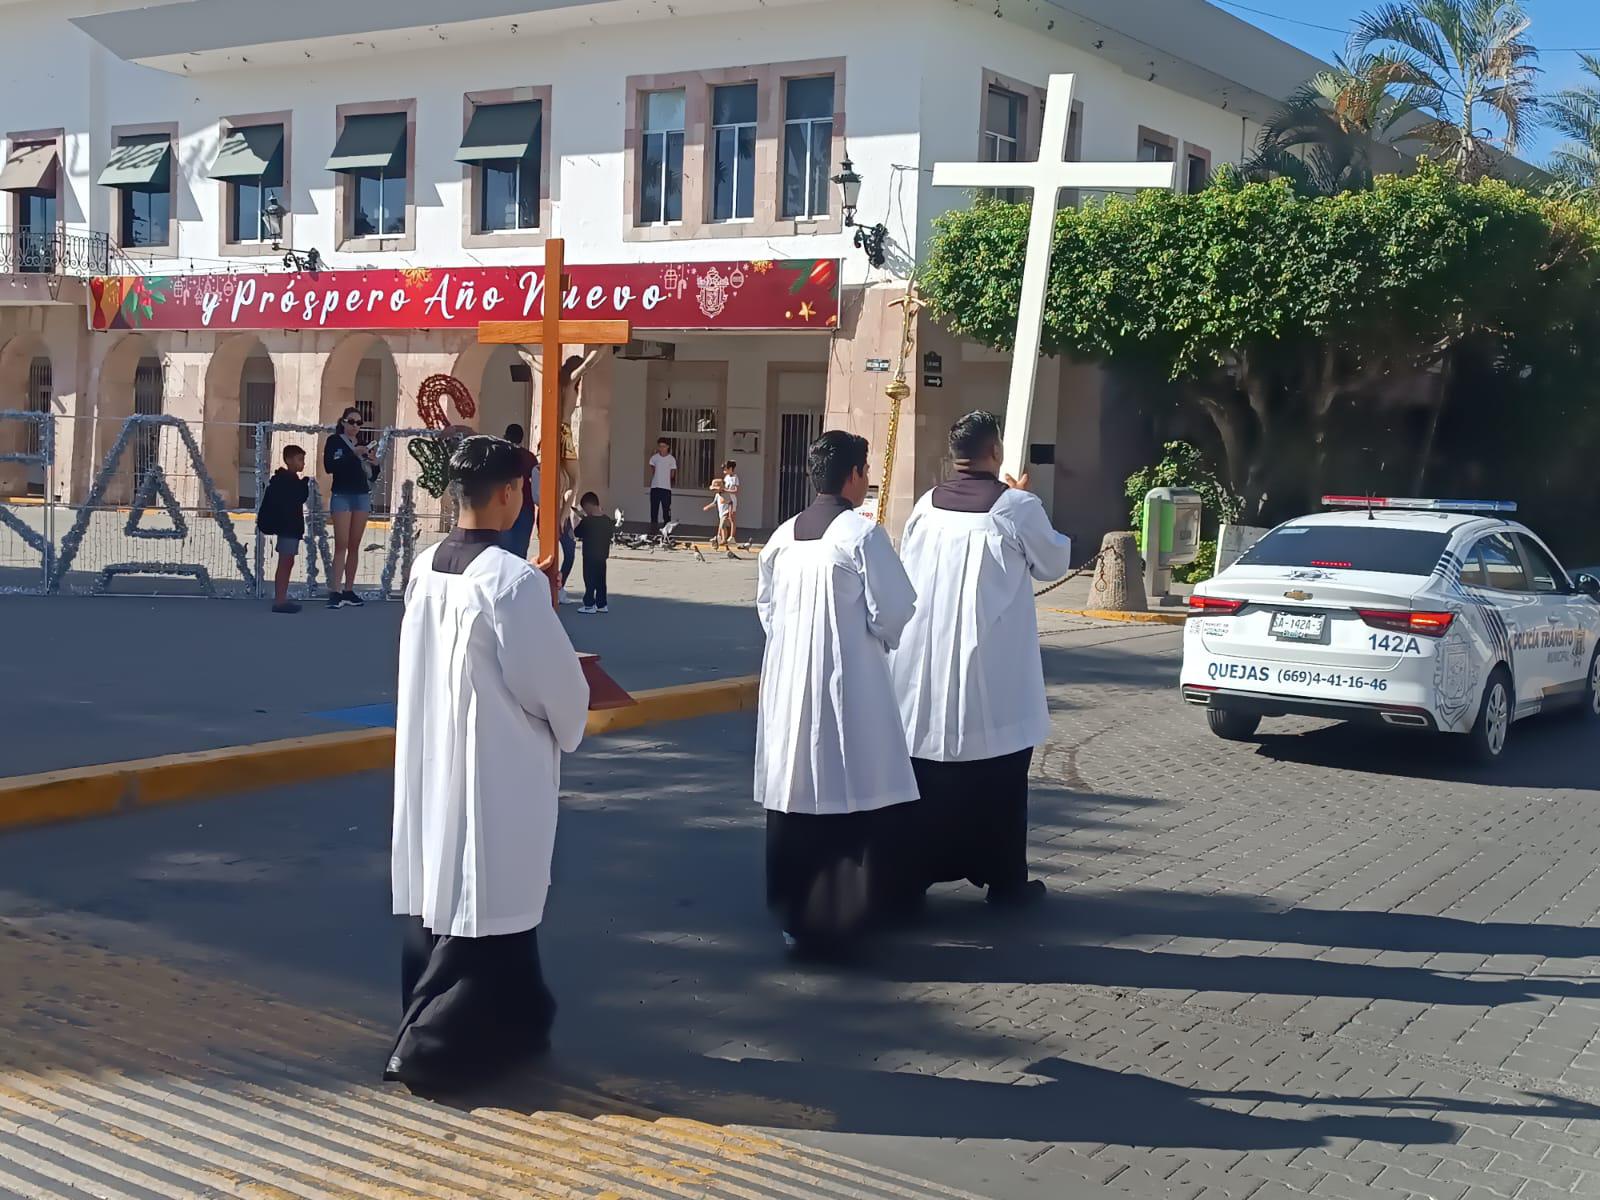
left=831, top=156, right=887, bottom=269
left=263, top=196, right=322, bottom=274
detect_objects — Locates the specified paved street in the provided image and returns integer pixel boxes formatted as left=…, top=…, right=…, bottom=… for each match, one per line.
left=0, top=549, right=771, bottom=775
left=2, top=613, right=1598, bottom=1198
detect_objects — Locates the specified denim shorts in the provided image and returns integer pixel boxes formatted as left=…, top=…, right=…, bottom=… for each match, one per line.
left=329, top=492, right=372, bottom=515
left=275, top=536, right=301, bottom=557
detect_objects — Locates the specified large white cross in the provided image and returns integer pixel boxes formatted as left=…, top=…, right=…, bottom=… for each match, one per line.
left=932, top=74, right=1178, bottom=480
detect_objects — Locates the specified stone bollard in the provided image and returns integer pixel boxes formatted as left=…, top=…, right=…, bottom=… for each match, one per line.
left=1087, top=531, right=1147, bottom=612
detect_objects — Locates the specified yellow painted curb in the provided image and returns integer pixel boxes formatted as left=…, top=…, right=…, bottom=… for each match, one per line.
left=1048, top=607, right=1188, bottom=626
left=0, top=675, right=762, bottom=835
left=587, top=674, right=760, bottom=736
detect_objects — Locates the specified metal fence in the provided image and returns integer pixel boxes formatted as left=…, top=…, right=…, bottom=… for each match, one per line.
left=0, top=412, right=456, bottom=599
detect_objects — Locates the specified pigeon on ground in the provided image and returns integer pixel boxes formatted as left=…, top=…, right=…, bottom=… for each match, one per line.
left=740, top=540, right=754, bottom=551
left=726, top=550, right=741, bottom=561
left=693, top=547, right=707, bottom=563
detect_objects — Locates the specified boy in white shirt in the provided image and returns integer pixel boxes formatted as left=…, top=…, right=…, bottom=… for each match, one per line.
left=645, top=439, right=677, bottom=535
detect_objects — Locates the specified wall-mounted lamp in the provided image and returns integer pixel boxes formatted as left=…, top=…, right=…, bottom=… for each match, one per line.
left=263, top=196, right=322, bottom=274
left=831, top=157, right=887, bottom=269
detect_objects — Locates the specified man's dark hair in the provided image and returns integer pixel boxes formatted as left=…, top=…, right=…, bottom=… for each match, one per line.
left=449, top=436, right=525, bottom=508
left=950, top=410, right=1003, bottom=462
left=656, top=437, right=670, bottom=448
left=283, top=444, right=306, bottom=462
left=808, top=429, right=869, bottom=495
left=504, top=423, right=525, bottom=444
left=580, top=491, right=600, bottom=507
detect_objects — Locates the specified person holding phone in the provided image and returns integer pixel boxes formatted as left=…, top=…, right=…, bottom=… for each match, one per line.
left=324, top=407, right=381, bottom=608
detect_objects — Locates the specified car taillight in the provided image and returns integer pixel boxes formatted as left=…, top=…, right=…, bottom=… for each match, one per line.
left=1189, top=595, right=1245, bottom=615
left=1357, top=609, right=1455, bottom=637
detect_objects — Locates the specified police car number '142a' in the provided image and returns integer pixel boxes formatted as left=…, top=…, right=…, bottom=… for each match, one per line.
left=1369, top=633, right=1423, bottom=654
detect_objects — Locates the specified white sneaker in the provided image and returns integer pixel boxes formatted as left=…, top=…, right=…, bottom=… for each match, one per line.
left=578, top=605, right=598, bottom=614
left=596, top=605, right=609, bottom=613
left=559, top=587, right=576, bottom=605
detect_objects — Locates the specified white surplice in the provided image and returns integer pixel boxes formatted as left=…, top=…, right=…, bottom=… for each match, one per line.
left=392, top=541, right=589, bottom=938
left=892, top=487, right=1072, bottom=762
left=755, top=507, right=919, bottom=815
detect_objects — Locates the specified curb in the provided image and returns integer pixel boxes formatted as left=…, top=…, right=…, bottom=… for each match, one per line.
left=1048, top=607, right=1188, bottom=627
left=0, top=675, right=761, bottom=835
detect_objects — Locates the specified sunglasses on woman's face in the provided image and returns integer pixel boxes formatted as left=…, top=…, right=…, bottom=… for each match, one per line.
left=344, top=418, right=361, bottom=427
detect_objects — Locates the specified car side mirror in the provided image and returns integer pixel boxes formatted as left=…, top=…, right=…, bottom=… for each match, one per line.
left=1577, top=573, right=1600, bottom=600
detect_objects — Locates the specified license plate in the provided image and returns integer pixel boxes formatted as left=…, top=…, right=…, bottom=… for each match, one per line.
left=1271, top=612, right=1326, bottom=642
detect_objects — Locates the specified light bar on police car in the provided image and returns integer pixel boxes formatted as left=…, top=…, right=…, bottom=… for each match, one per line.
left=1320, top=496, right=1518, bottom=514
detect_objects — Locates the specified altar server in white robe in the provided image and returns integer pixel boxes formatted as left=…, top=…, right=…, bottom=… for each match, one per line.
left=387, top=436, right=589, bottom=1092
left=756, top=429, right=919, bottom=955
left=891, top=411, right=1072, bottom=907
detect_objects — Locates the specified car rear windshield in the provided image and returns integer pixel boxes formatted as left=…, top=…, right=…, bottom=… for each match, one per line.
left=1237, top=525, right=1451, bottom=575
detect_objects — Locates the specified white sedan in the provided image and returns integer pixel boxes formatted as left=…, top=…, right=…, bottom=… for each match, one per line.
left=1180, top=498, right=1600, bottom=762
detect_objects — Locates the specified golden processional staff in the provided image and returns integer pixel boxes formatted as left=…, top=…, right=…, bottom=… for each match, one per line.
left=875, top=282, right=923, bottom=528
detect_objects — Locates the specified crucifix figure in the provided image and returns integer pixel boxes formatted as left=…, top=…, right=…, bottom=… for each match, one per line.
left=480, top=238, right=633, bottom=708
left=932, top=74, right=1177, bottom=480
left=479, top=238, right=630, bottom=568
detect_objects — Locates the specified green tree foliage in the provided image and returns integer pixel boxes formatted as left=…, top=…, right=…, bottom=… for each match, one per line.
left=922, top=165, right=1600, bottom=523
left=1249, top=53, right=1423, bottom=196
left=1125, top=441, right=1242, bottom=533
left=1549, top=54, right=1600, bottom=190
left=1351, top=0, right=1540, bottom=178
left=1249, top=1, right=1540, bottom=193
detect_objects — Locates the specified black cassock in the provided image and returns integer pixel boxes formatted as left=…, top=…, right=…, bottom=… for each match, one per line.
left=765, top=804, right=919, bottom=952
left=907, top=748, right=1033, bottom=895
left=385, top=916, right=556, bottom=1092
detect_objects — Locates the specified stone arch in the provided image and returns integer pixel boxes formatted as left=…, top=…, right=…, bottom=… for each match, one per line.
left=204, top=334, right=275, bottom=507
left=452, top=341, right=533, bottom=442
left=95, top=333, right=163, bottom=504
left=0, top=333, right=51, bottom=498
left=321, top=333, right=398, bottom=511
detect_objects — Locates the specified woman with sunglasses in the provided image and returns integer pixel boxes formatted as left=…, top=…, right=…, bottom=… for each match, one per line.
left=323, top=407, right=381, bottom=608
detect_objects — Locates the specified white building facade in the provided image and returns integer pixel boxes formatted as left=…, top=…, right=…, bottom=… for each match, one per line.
left=0, top=0, right=1328, bottom=542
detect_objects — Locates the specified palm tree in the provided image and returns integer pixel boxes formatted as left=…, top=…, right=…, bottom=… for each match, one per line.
left=1350, top=0, right=1540, bottom=179
left=1249, top=53, right=1422, bottom=195
left=1548, top=54, right=1600, bottom=189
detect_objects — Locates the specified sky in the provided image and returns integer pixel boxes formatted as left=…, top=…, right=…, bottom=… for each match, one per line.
left=1205, top=0, right=1598, bottom=166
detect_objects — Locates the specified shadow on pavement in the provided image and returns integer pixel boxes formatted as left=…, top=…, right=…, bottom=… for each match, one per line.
left=883, top=922, right=1600, bottom=1008
left=1245, top=716, right=1596, bottom=790
left=484, top=1050, right=1462, bottom=1152
left=1062, top=888, right=1600, bottom=960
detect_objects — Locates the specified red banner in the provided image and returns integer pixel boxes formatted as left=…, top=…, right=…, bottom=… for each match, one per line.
left=89, top=259, right=841, bottom=334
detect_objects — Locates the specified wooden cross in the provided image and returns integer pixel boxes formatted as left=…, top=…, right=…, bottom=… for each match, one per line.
left=480, top=238, right=634, bottom=710
left=932, top=74, right=1176, bottom=479
left=479, top=237, right=631, bottom=566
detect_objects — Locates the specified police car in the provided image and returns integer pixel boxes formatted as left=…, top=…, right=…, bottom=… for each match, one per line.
left=1180, top=497, right=1600, bottom=762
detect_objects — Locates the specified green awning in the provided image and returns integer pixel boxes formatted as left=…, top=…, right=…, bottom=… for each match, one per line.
left=455, top=101, right=540, bottom=163
left=0, top=142, right=57, bottom=192
left=326, top=112, right=407, bottom=173
left=210, top=124, right=283, bottom=181
left=98, top=134, right=171, bottom=189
